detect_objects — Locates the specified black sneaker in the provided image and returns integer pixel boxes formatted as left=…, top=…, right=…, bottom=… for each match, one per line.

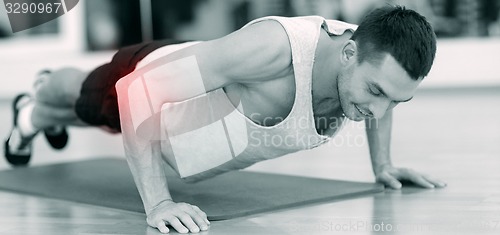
left=44, top=126, right=68, bottom=150
left=4, top=93, right=35, bottom=166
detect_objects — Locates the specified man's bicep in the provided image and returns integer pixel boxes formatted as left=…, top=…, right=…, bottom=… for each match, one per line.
left=117, top=19, right=290, bottom=109
left=204, top=20, right=292, bottom=83
left=127, top=46, right=224, bottom=105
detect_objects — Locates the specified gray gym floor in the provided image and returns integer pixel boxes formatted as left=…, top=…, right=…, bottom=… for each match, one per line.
left=0, top=87, right=499, bottom=234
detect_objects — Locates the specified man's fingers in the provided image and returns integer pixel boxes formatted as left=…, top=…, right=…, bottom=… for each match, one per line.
left=147, top=201, right=212, bottom=234
left=192, top=205, right=209, bottom=223
left=411, top=176, right=435, bottom=188
left=178, top=213, right=201, bottom=233
left=184, top=205, right=209, bottom=231
left=377, top=167, right=447, bottom=190
left=156, top=221, right=170, bottom=234
left=378, top=172, right=402, bottom=189
left=423, top=175, right=447, bottom=188
left=166, top=217, right=189, bottom=234
left=403, top=170, right=435, bottom=188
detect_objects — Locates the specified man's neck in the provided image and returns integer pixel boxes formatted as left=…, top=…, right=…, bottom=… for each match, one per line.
left=312, top=30, right=347, bottom=103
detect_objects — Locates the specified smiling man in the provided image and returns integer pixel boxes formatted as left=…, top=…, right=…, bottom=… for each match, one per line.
left=5, top=5, right=446, bottom=234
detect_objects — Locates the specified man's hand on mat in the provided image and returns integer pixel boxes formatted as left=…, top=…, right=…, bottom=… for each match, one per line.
left=147, top=200, right=210, bottom=234
left=374, top=164, right=447, bottom=189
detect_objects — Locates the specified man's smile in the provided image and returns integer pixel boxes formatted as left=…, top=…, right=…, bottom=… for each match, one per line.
left=354, top=104, right=372, bottom=117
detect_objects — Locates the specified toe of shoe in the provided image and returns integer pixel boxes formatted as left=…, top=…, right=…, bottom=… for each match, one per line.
left=44, top=128, right=68, bottom=150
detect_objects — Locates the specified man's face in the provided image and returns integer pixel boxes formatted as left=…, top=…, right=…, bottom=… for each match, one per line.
left=337, top=53, right=421, bottom=121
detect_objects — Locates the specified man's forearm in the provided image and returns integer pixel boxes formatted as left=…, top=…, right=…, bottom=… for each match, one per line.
left=124, top=141, right=173, bottom=213
left=365, top=109, right=393, bottom=174
left=116, top=78, right=173, bottom=214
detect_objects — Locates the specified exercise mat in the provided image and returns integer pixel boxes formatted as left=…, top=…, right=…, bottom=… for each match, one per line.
left=0, top=158, right=384, bottom=220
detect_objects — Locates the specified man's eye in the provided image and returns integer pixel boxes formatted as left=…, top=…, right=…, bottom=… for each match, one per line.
left=369, top=87, right=381, bottom=96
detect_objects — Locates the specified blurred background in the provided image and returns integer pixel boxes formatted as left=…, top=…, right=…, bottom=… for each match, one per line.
left=1, top=0, right=500, bottom=97
left=0, top=0, right=499, bottom=178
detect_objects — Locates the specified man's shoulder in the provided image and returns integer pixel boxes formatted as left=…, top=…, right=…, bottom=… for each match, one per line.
left=204, top=19, right=293, bottom=85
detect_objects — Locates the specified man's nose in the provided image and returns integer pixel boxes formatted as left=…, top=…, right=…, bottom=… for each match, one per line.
left=369, top=97, right=392, bottom=119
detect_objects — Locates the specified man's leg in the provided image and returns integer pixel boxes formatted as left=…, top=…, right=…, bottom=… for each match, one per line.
left=32, top=68, right=89, bottom=129
left=4, top=67, right=90, bottom=165
left=5, top=40, right=183, bottom=165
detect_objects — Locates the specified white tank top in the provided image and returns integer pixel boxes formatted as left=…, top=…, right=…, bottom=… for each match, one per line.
left=136, top=16, right=357, bottom=182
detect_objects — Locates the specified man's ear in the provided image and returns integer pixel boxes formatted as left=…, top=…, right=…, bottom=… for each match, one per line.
left=341, top=40, right=357, bottom=65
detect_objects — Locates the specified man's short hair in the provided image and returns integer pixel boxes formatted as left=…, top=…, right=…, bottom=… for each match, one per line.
left=351, top=5, right=437, bottom=80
